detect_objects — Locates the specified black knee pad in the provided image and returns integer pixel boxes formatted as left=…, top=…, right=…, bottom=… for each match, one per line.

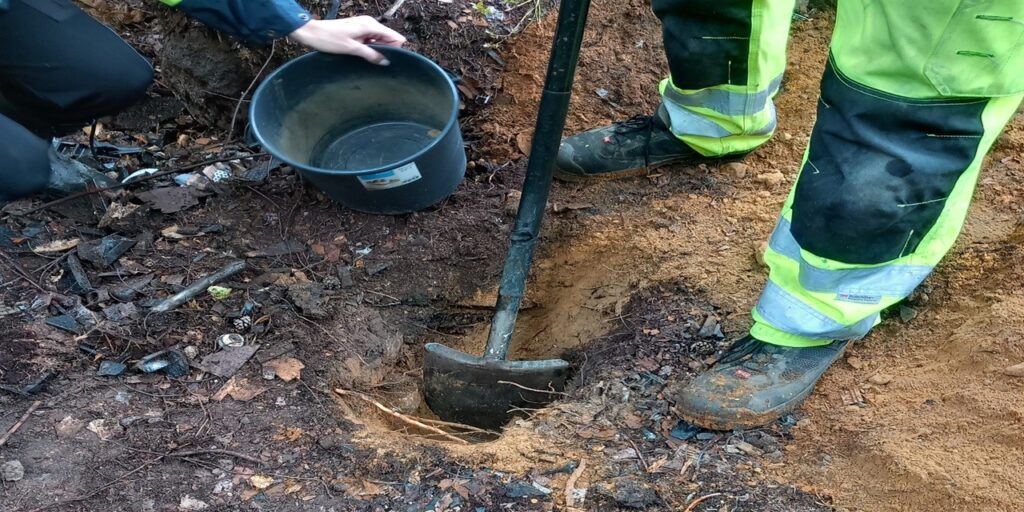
left=790, top=58, right=987, bottom=264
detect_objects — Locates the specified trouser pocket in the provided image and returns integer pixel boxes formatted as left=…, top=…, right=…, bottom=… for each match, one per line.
left=924, top=0, right=1024, bottom=97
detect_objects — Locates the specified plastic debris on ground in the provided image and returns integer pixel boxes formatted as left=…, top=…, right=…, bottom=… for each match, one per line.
left=197, top=345, right=259, bottom=378
left=135, top=348, right=190, bottom=378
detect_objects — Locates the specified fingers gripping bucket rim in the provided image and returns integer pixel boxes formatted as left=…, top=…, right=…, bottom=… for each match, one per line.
left=249, top=47, right=466, bottom=214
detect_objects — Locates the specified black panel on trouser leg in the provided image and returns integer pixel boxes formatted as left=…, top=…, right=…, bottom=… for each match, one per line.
left=0, top=0, right=153, bottom=136
left=652, top=0, right=754, bottom=89
left=0, top=114, right=52, bottom=201
left=790, top=57, right=986, bottom=265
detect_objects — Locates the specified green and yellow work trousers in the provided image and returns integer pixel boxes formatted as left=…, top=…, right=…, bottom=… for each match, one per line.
left=651, top=0, right=1024, bottom=347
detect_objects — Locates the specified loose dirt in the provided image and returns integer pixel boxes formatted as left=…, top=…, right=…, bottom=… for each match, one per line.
left=1, top=0, right=1022, bottom=511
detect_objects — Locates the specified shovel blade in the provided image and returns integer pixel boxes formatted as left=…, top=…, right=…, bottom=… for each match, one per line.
left=423, top=342, right=570, bottom=430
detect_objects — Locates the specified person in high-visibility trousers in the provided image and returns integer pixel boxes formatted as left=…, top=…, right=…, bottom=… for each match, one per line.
left=556, top=1, right=1024, bottom=430
left=0, top=0, right=405, bottom=201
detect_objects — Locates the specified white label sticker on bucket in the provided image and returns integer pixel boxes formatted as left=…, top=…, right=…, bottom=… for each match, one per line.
left=358, top=163, right=423, bottom=191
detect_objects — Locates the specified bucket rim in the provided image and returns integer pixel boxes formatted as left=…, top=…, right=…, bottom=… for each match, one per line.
left=249, top=46, right=461, bottom=177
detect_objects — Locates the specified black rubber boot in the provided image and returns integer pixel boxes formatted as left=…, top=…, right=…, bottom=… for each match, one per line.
left=673, top=335, right=849, bottom=431
left=44, top=147, right=116, bottom=197
left=554, top=104, right=747, bottom=181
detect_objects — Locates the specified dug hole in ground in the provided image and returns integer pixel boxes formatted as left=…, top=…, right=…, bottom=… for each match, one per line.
left=0, top=1, right=1022, bottom=511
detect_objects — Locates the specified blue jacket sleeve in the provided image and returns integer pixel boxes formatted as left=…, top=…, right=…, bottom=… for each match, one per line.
left=160, top=0, right=312, bottom=45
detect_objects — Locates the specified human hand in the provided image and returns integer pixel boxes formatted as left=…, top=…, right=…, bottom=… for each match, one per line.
left=289, top=16, right=407, bottom=65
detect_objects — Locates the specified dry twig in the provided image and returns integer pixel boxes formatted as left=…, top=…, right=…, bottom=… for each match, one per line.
left=0, top=400, right=42, bottom=447
left=168, top=448, right=264, bottom=466
left=226, top=42, right=276, bottom=143
left=383, top=0, right=407, bottom=18
left=564, top=459, right=586, bottom=508
left=497, top=380, right=568, bottom=396
left=628, top=438, right=649, bottom=473
left=683, top=492, right=723, bottom=512
left=416, top=417, right=499, bottom=435
left=334, top=388, right=469, bottom=444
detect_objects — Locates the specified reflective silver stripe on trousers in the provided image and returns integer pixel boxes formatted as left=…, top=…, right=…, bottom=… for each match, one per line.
left=665, top=74, right=784, bottom=116
left=768, top=218, right=933, bottom=297
left=756, top=281, right=878, bottom=340
left=661, top=100, right=778, bottom=139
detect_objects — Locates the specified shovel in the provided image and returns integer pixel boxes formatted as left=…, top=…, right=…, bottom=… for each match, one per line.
left=423, top=0, right=592, bottom=430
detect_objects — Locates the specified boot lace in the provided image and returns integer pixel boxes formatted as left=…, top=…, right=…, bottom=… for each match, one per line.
left=608, top=115, right=655, bottom=166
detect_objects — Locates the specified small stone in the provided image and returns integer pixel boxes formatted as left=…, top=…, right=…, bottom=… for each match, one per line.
left=753, top=241, right=768, bottom=266
left=183, top=346, right=199, bottom=359
left=504, top=190, right=522, bottom=217
left=670, top=421, right=700, bottom=441
left=899, top=305, right=918, bottom=323
left=55, top=416, right=85, bottom=438
left=732, top=440, right=764, bottom=457
left=213, top=479, right=233, bottom=494
left=610, top=478, right=659, bottom=509
left=698, top=315, right=723, bottom=338
left=318, top=435, right=348, bottom=450
left=868, top=374, right=894, bottom=386
left=115, top=390, right=133, bottom=404
left=103, top=302, right=138, bottom=322
left=766, top=450, right=784, bottom=462
left=178, top=495, right=208, bottom=510
left=1003, top=362, right=1024, bottom=377
left=696, top=432, right=716, bottom=441
left=754, top=171, right=786, bottom=187
left=721, top=162, right=750, bottom=180
left=250, top=475, right=274, bottom=489
left=1, top=460, right=24, bottom=481
left=846, top=356, right=864, bottom=370
left=87, top=418, right=125, bottom=440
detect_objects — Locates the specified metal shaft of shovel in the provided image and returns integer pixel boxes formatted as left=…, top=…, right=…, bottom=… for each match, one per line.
left=423, top=0, right=592, bottom=430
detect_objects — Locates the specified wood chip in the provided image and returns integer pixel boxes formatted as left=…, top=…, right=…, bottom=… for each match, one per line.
left=32, top=238, right=80, bottom=254
left=841, top=387, right=865, bottom=407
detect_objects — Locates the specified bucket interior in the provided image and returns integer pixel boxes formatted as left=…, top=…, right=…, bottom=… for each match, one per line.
left=252, top=50, right=456, bottom=173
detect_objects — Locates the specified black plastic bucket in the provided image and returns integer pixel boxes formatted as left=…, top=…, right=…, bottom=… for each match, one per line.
left=249, top=47, right=466, bottom=214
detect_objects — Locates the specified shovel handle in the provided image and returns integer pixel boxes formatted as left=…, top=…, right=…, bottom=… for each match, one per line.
left=483, top=0, right=592, bottom=360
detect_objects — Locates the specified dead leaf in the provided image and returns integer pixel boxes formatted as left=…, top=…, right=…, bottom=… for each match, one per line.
left=212, top=376, right=268, bottom=402
left=244, top=239, right=306, bottom=258
left=516, top=131, right=532, bottom=155
left=623, top=413, right=645, bottom=429
left=359, top=480, right=384, bottom=496
left=250, top=475, right=274, bottom=490
left=32, top=238, right=80, bottom=254
left=273, top=426, right=305, bottom=442
left=137, top=187, right=205, bottom=214
left=264, top=357, right=305, bottom=382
